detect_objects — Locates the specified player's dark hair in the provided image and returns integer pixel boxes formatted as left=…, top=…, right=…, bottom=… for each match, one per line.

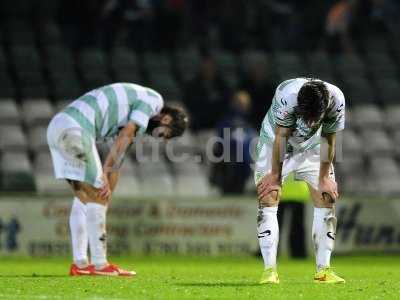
left=161, top=106, right=188, bottom=138
left=296, top=80, right=330, bottom=124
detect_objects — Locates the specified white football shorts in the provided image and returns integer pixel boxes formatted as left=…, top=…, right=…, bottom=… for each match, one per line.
left=254, top=137, right=334, bottom=190
left=47, top=113, right=104, bottom=188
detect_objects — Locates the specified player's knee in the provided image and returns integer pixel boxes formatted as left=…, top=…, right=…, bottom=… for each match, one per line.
left=89, top=188, right=109, bottom=205
left=69, top=180, right=108, bottom=204
left=259, top=190, right=280, bottom=207
left=313, top=195, right=333, bottom=208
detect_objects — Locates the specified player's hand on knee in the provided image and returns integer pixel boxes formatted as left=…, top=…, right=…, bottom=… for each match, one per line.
left=99, top=174, right=111, bottom=202
left=257, top=173, right=281, bottom=202
left=258, top=189, right=280, bottom=207
left=319, top=177, right=338, bottom=202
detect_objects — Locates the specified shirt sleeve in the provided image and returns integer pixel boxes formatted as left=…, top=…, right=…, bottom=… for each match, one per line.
left=128, top=88, right=164, bottom=134
left=322, top=89, right=346, bottom=134
left=128, top=100, right=155, bottom=134
left=274, top=94, right=296, bottom=128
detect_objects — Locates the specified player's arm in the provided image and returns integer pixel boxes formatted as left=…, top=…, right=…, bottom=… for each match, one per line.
left=319, top=86, right=345, bottom=201
left=319, top=131, right=338, bottom=201
left=100, top=122, right=138, bottom=199
left=257, top=125, right=292, bottom=201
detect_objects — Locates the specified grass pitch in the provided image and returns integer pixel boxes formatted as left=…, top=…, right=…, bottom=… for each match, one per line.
left=0, top=255, right=398, bottom=299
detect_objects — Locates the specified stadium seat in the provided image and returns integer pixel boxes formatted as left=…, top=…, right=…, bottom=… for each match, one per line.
left=273, top=52, right=307, bottom=80
left=148, top=73, right=181, bottom=101
left=306, top=51, right=335, bottom=81
left=143, top=52, right=172, bottom=75
left=83, top=72, right=112, bottom=90
left=11, top=45, right=42, bottom=72
left=195, top=130, right=217, bottom=150
left=80, top=53, right=107, bottom=77
left=55, top=99, right=71, bottom=111
left=27, top=125, right=48, bottom=151
left=392, top=130, right=400, bottom=156
left=240, top=50, right=269, bottom=72
left=166, top=130, right=199, bottom=153
left=366, top=52, right=398, bottom=79
left=240, top=50, right=280, bottom=83
left=0, top=98, right=20, bottom=125
left=52, top=74, right=82, bottom=99
left=337, top=153, right=365, bottom=176
left=345, top=109, right=353, bottom=129
left=136, top=159, right=174, bottom=197
left=32, top=0, right=60, bottom=19
left=33, top=150, right=70, bottom=194
left=342, top=128, right=363, bottom=155
left=45, top=45, right=75, bottom=72
left=0, top=72, right=16, bottom=97
left=370, top=157, right=400, bottom=177
left=38, top=21, right=63, bottom=45
left=0, top=151, right=35, bottom=191
left=0, top=124, right=27, bottom=151
left=342, top=77, right=376, bottom=105
left=215, top=50, right=238, bottom=73
left=114, top=70, right=143, bottom=85
left=79, top=48, right=110, bottom=89
left=112, top=156, right=142, bottom=198
left=342, top=174, right=368, bottom=196
left=384, top=104, right=400, bottom=129
left=10, top=45, right=48, bottom=97
left=3, top=20, right=35, bottom=45
left=172, top=160, right=211, bottom=197
left=335, top=54, right=367, bottom=78
left=134, top=139, right=174, bottom=197
left=214, top=50, right=239, bottom=88
left=362, top=36, right=390, bottom=53
left=175, top=47, right=201, bottom=82
left=244, top=176, right=256, bottom=194
left=111, top=47, right=142, bottom=83
left=351, top=105, right=384, bottom=129
left=18, top=73, right=49, bottom=98
left=21, top=99, right=54, bottom=126
left=194, top=129, right=218, bottom=169
left=0, top=47, right=7, bottom=68
left=111, top=47, right=139, bottom=70
left=369, top=157, right=400, bottom=196
left=0, top=0, right=32, bottom=17
left=375, top=78, right=400, bottom=104
left=79, top=48, right=107, bottom=70
left=361, top=129, right=392, bottom=156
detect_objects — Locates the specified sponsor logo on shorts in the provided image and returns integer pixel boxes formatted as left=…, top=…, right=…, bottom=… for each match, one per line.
left=258, top=229, right=271, bottom=239
left=327, top=232, right=336, bottom=240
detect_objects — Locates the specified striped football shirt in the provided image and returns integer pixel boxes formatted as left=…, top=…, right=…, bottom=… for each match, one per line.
left=62, top=83, right=164, bottom=139
left=260, top=78, right=345, bottom=152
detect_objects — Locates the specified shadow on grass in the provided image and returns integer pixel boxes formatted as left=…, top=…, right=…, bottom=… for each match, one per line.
left=0, top=275, right=68, bottom=278
left=177, top=282, right=261, bottom=287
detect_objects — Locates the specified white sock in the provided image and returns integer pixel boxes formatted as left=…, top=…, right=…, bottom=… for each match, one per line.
left=257, top=206, right=279, bottom=269
left=312, top=207, right=336, bottom=271
left=69, top=197, right=88, bottom=267
left=86, top=202, right=108, bottom=269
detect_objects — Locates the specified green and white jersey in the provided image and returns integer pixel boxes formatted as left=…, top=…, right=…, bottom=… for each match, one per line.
left=62, top=83, right=164, bottom=139
left=260, top=78, right=345, bottom=152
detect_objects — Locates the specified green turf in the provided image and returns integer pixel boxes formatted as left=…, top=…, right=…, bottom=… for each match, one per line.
left=0, top=255, right=398, bottom=299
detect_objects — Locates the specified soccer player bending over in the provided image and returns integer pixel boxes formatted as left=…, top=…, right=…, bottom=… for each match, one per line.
left=255, top=78, right=345, bottom=284
left=47, top=83, right=187, bottom=276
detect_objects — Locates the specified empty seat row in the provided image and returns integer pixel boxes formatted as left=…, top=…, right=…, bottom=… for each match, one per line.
left=347, top=104, right=400, bottom=129
left=0, top=143, right=215, bottom=197
left=340, top=156, right=400, bottom=196
left=3, top=43, right=400, bottom=102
